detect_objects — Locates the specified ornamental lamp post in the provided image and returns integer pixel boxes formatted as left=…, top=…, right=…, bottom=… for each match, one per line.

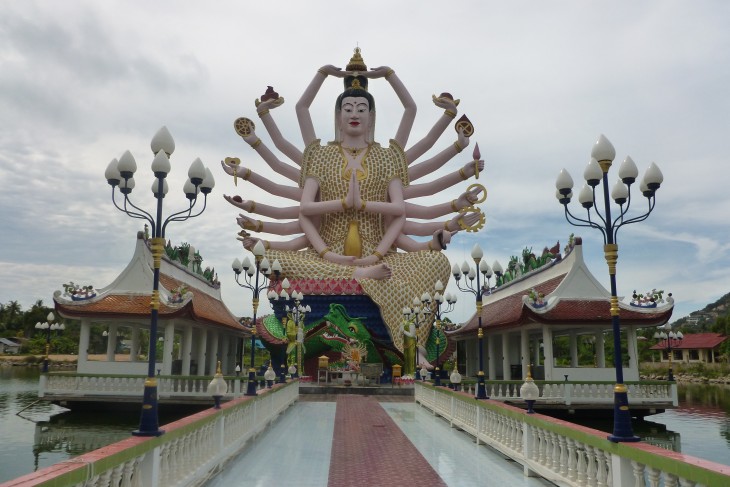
left=653, top=328, right=683, bottom=381
left=403, top=293, right=432, bottom=380
left=269, top=279, right=309, bottom=382
left=453, top=244, right=492, bottom=399
left=555, top=134, right=663, bottom=443
left=232, top=241, right=281, bottom=396
left=520, top=364, right=540, bottom=414
left=432, top=280, right=456, bottom=386
left=35, top=312, right=63, bottom=373
left=106, top=126, right=215, bottom=437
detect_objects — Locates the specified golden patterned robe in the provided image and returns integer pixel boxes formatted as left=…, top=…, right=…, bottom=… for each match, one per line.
left=265, top=140, right=450, bottom=351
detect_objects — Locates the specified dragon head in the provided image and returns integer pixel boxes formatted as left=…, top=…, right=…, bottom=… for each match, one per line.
left=320, top=303, right=371, bottom=349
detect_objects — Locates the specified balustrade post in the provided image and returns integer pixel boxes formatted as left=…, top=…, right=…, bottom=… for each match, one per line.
left=565, top=382, right=573, bottom=406
left=475, top=404, right=481, bottom=445
left=138, top=449, right=161, bottom=487
left=522, top=422, right=537, bottom=477
left=611, top=453, right=635, bottom=487
left=670, top=382, right=678, bottom=407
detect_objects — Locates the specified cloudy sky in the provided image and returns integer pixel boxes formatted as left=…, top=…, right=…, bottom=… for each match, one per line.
left=1, top=1, right=728, bottom=325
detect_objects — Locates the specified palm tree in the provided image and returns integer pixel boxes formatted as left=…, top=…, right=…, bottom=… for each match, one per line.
left=4, top=300, right=22, bottom=331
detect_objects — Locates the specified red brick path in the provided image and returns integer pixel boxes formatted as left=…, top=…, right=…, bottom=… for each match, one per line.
left=328, top=395, right=447, bottom=487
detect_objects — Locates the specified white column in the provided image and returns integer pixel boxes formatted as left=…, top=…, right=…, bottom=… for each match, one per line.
left=533, top=337, right=540, bottom=365
left=162, top=320, right=175, bottom=375
left=542, top=326, right=554, bottom=381
left=221, top=335, right=230, bottom=374
left=521, top=328, right=530, bottom=379
left=626, top=326, right=639, bottom=380
left=596, top=332, right=605, bottom=368
left=181, top=324, right=193, bottom=376
left=208, top=330, right=220, bottom=374
left=487, top=335, right=496, bottom=380
left=106, top=323, right=118, bottom=362
left=569, top=331, right=578, bottom=367
left=502, top=333, right=510, bottom=380
left=130, top=326, right=140, bottom=362
left=78, top=319, right=91, bottom=369
left=196, top=328, right=207, bottom=376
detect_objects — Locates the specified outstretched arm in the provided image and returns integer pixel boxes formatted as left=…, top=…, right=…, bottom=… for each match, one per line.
left=405, top=94, right=458, bottom=164
left=223, top=195, right=299, bottom=219
left=236, top=214, right=301, bottom=236
left=405, top=185, right=485, bottom=219
left=254, top=97, right=304, bottom=165
left=404, top=159, right=484, bottom=199
left=366, top=67, right=416, bottom=148
left=408, top=128, right=470, bottom=182
left=403, top=210, right=481, bottom=236
left=240, top=131, right=300, bottom=182
left=239, top=235, right=310, bottom=252
left=395, top=229, right=454, bottom=252
left=296, top=65, right=344, bottom=146
left=221, top=161, right=302, bottom=200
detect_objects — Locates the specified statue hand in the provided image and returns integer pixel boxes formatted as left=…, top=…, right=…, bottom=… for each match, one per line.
left=224, top=194, right=255, bottom=212
left=324, top=252, right=356, bottom=265
left=353, top=255, right=379, bottom=266
left=431, top=229, right=454, bottom=250
left=432, top=94, right=457, bottom=111
left=256, top=97, right=285, bottom=114
left=345, top=171, right=358, bottom=210
left=236, top=235, right=259, bottom=251
left=460, top=159, right=485, bottom=179
left=457, top=127, right=471, bottom=149
left=449, top=209, right=480, bottom=231
left=364, top=66, right=391, bottom=79
left=320, top=65, right=345, bottom=77
left=236, top=213, right=258, bottom=231
left=221, top=160, right=251, bottom=178
left=455, top=180, right=485, bottom=208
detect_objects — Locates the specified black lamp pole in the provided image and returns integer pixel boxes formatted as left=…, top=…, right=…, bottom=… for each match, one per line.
left=106, top=126, right=214, bottom=437
left=453, top=244, right=492, bottom=399
left=432, top=282, right=456, bottom=386
left=232, top=242, right=281, bottom=396
left=555, top=134, right=663, bottom=442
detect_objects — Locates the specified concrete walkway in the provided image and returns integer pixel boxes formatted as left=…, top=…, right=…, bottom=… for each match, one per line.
left=206, top=396, right=554, bottom=487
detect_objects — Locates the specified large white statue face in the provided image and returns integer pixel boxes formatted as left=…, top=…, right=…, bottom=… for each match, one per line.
left=340, top=96, right=371, bottom=140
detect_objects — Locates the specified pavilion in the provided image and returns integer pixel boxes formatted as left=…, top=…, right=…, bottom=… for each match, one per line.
left=450, top=236, right=674, bottom=385
left=53, top=231, right=248, bottom=378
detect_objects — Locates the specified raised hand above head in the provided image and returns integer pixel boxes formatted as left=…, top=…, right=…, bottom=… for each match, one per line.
left=363, top=66, right=391, bottom=79
left=319, top=64, right=345, bottom=77
left=432, top=93, right=458, bottom=111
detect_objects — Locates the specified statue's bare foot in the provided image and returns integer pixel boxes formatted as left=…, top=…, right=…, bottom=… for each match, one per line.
left=353, top=263, right=392, bottom=280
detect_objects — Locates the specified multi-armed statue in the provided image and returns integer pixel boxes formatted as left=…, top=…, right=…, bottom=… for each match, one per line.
left=222, top=48, right=487, bottom=372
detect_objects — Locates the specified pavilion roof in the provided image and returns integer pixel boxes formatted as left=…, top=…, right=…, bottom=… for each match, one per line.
left=53, top=232, right=246, bottom=334
left=449, top=237, right=674, bottom=338
left=649, top=332, right=727, bottom=350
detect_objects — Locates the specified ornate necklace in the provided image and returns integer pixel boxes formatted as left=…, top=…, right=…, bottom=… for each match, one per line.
left=342, top=145, right=367, bottom=158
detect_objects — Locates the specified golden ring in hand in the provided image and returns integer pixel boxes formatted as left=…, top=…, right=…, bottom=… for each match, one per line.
left=466, top=183, right=487, bottom=205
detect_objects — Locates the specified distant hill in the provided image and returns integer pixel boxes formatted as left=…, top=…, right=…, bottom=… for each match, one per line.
left=670, top=292, right=730, bottom=330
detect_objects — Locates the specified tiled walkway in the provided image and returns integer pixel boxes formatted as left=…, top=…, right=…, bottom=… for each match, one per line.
left=328, top=396, right=446, bottom=487
left=206, top=396, right=554, bottom=487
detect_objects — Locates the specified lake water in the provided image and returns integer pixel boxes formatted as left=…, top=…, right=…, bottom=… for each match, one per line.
left=1, top=367, right=728, bottom=483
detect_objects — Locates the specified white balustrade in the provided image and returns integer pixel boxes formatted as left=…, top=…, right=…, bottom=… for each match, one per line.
left=15, top=381, right=298, bottom=487
left=415, top=382, right=728, bottom=487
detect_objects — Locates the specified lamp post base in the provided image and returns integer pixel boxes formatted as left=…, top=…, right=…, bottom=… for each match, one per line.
left=245, top=369, right=258, bottom=396
left=132, top=380, right=164, bottom=437
left=475, top=375, right=488, bottom=400
left=434, top=367, right=441, bottom=386
left=607, top=387, right=640, bottom=443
